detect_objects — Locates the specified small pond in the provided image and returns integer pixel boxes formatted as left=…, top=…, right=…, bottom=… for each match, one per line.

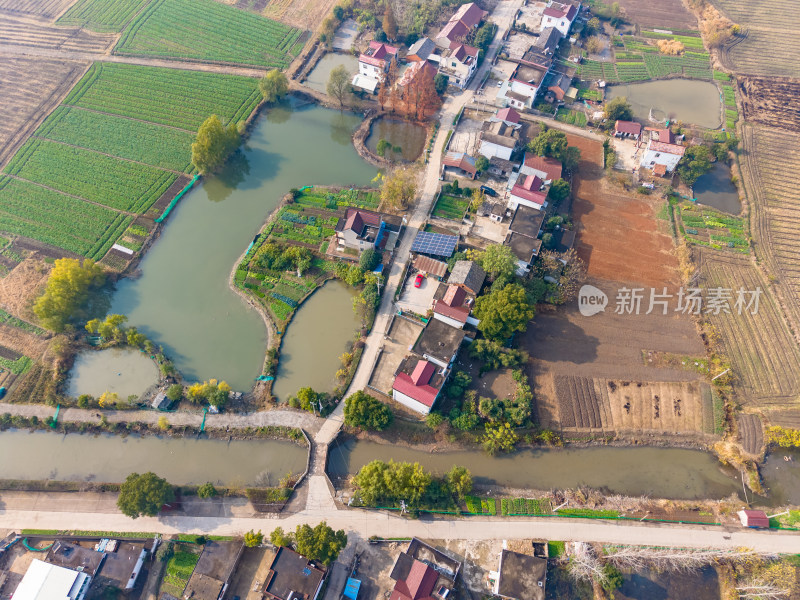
left=328, top=439, right=743, bottom=500
left=607, top=79, right=722, bottom=129
left=0, top=430, right=307, bottom=486
left=271, top=280, right=360, bottom=401
left=693, top=162, right=741, bottom=214
left=304, top=53, right=360, bottom=94
left=67, top=347, right=159, bottom=399
left=760, top=449, right=800, bottom=507
left=616, top=565, right=719, bottom=600
left=366, top=117, right=427, bottom=162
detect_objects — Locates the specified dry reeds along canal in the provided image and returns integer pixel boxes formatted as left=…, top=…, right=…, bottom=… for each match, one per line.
left=0, top=430, right=306, bottom=487
left=607, top=79, right=722, bottom=129
left=328, top=440, right=743, bottom=500
left=109, top=99, right=376, bottom=391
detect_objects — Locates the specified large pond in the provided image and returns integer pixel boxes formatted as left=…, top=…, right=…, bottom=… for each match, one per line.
left=272, top=280, right=360, bottom=401
left=366, top=117, right=428, bottom=162
left=607, top=79, right=721, bottom=129
left=693, top=162, right=741, bottom=214
left=304, top=53, right=360, bottom=94
left=328, top=439, right=742, bottom=500
left=67, top=348, right=159, bottom=399
left=110, top=99, right=376, bottom=390
left=0, top=430, right=306, bottom=486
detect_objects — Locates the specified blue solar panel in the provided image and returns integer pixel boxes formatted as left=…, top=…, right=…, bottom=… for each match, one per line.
left=411, top=231, right=458, bottom=258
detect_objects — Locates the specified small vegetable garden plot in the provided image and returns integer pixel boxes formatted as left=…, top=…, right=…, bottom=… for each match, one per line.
left=677, top=203, right=748, bottom=252
left=56, top=0, right=151, bottom=33
left=555, top=108, right=588, bottom=126
left=161, top=547, right=199, bottom=597
left=432, top=193, right=469, bottom=221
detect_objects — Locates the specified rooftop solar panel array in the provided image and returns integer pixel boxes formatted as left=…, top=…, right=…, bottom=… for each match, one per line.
left=411, top=231, right=458, bottom=257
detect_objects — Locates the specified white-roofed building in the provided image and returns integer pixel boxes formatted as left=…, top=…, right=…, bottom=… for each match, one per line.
left=13, top=559, right=92, bottom=600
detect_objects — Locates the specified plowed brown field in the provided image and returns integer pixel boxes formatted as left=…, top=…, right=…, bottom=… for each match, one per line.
left=600, top=0, right=698, bottom=30
left=0, top=0, right=75, bottom=18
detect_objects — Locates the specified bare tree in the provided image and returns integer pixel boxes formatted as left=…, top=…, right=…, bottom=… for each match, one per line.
left=605, top=546, right=772, bottom=573
left=567, top=543, right=609, bottom=585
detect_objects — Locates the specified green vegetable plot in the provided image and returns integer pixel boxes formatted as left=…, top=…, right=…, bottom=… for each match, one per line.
left=57, top=0, right=151, bottom=32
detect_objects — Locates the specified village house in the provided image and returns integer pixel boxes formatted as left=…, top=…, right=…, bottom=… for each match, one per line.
left=640, top=138, right=686, bottom=175
left=535, top=26, right=563, bottom=56
left=182, top=540, right=244, bottom=600
left=352, top=41, right=398, bottom=93
left=406, top=37, right=437, bottom=62
left=264, top=547, right=326, bottom=600
left=442, top=151, right=478, bottom=179
left=491, top=549, right=548, bottom=600
left=490, top=106, right=522, bottom=129
left=520, top=154, right=562, bottom=183
left=413, top=316, right=465, bottom=368
left=13, top=559, right=92, bottom=600
left=431, top=283, right=478, bottom=329
left=447, top=259, right=486, bottom=295
left=615, top=120, right=642, bottom=140
left=334, top=208, right=401, bottom=255
left=508, top=174, right=547, bottom=211
left=389, top=539, right=462, bottom=600
left=478, top=119, right=520, bottom=161
left=540, top=1, right=579, bottom=37
left=504, top=204, right=545, bottom=274
left=391, top=356, right=447, bottom=415
left=497, top=49, right=552, bottom=110
left=435, top=2, right=487, bottom=48
left=547, top=71, right=576, bottom=102
left=438, top=43, right=479, bottom=89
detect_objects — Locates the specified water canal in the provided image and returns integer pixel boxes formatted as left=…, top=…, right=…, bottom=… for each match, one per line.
left=328, top=439, right=743, bottom=500
left=67, top=348, right=159, bottom=399
left=272, top=280, right=360, bottom=401
left=0, top=430, right=306, bottom=486
left=110, top=99, right=376, bottom=390
left=365, top=117, right=427, bottom=162
left=607, top=79, right=722, bottom=129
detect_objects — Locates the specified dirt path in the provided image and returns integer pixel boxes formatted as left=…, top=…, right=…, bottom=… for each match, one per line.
left=0, top=44, right=266, bottom=77
left=0, top=402, right=325, bottom=435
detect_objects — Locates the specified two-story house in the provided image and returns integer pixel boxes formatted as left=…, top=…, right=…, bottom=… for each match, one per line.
left=508, top=174, right=547, bottom=211
left=438, top=43, right=479, bottom=89
left=351, top=41, right=398, bottom=93
left=435, top=2, right=487, bottom=48
left=540, top=1, right=579, bottom=37
left=334, top=208, right=400, bottom=255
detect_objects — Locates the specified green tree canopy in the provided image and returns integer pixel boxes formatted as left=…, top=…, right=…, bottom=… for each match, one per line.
left=359, top=248, right=380, bottom=271
left=475, top=155, right=490, bottom=173
left=197, top=482, right=217, bottom=498
left=480, top=244, right=517, bottom=280
left=191, top=115, right=241, bottom=175
left=117, top=472, right=173, bottom=519
left=562, top=145, right=581, bottom=172
left=353, top=459, right=431, bottom=506
left=528, top=129, right=568, bottom=159
left=294, top=522, right=348, bottom=565
left=380, top=168, right=417, bottom=210
left=344, top=391, right=394, bottom=430
left=244, top=530, right=263, bottom=547
left=547, top=179, right=570, bottom=204
left=270, top=526, right=293, bottom=547
left=166, top=384, right=183, bottom=402
left=603, top=96, right=633, bottom=122
left=34, top=258, right=105, bottom=332
left=474, top=283, right=536, bottom=341
left=434, top=73, right=448, bottom=95
left=327, top=64, right=351, bottom=107
left=446, top=465, right=473, bottom=499
left=259, top=69, right=289, bottom=103
left=676, top=144, right=713, bottom=186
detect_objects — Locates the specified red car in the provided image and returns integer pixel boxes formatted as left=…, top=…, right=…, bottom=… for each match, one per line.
left=414, top=273, right=424, bottom=288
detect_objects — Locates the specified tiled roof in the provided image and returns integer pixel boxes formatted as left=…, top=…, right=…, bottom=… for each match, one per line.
left=438, top=19, right=469, bottom=44
left=442, top=151, right=477, bottom=174
left=649, top=140, right=686, bottom=155
left=393, top=368, right=439, bottom=407
left=496, top=107, right=520, bottom=124
left=413, top=255, right=448, bottom=278
left=448, top=260, right=486, bottom=293
left=452, top=2, right=488, bottom=28
left=524, top=154, right=562, bottom=180
left=443, top=284, right=466, bottom=307
left=615, top=120, right=642, bottom=135
left=392, top=559, right=440, bottom=600
left=511, top=175, right=547, bottom=205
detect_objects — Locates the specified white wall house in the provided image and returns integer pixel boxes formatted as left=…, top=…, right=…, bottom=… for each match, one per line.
left=540, top=1, right=579, bottom=37
left=438, top=44, right=479, bottom=89
left=392, top=359, right=444, bottom=415
left=508, top=175, right=548, bottom=211
left=640, top=140, right=686, bottom=174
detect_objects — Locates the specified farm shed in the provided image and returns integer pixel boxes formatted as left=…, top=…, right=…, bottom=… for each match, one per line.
left=737, top=510, right=769, bottom=528
left=413, top=255, right=448, bottom=279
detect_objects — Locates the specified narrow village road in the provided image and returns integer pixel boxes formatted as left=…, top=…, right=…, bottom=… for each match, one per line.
left=0, top=44, right=266, bottom=77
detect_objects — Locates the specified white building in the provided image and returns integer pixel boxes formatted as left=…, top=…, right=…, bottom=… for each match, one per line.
left=508, top=174, right=548, bottom=211
left=392, top=358, right=444, bottom=415
left=13, top=559, right=92, bottom=600
left=438, top=43, right=479, bottom=89
left=352, top=41, right=397, bottom=93
left=640, top=139, right=686, bottom=175
left=478, top=120, right=519, bottom=161
left=540, top=1, right=579, bottom=37
left=497, top=61, right=551, bottom=110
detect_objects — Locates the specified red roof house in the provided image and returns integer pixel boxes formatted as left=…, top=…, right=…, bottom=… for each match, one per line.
left=433, top=284, right=471, bottom=327
left=392, top=359, right=441, bottom=414
left=451, top=2, right=488, bottom=29
left=495, top=107, right=521, bottom=125
left=509, top=175, right=547, bottom=210
left=390, top=559, right=440, bottom=600
left=521, top=154, right=562, bottom=182
left=738, top=510, right=770, bottom=529
left=615, top=120, right=642, bottom=138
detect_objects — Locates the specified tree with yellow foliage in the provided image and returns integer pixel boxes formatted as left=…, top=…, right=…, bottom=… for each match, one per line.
left=186, top=379, right=231, bottom=408
left=34, top=258, right=105, bottom=332
left=98, top=390, right=119, bottom=408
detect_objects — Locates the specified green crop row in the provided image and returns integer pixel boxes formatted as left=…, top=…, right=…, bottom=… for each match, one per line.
left=432, top=194, right=469, bottom=221
left=5, top=138, right=177, bottom=213
left=0, top=177, right=127, bottom=257
left=64, top=63, right=261, bottom=131
left=0, top=309, right=46, bottom=336
left=56, top=0, right=151, bottom=32
left=37, top=106, right=194, bottom=172
left=0, top=355, right=33, bottom=375
left=722, top=85, right=736, bottom=107
left=115, top=0, right=301, bottom=68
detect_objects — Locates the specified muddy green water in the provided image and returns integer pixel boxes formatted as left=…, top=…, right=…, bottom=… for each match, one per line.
left=272, top=280, right=360, bottom=401
left=328, top=440, right=742, bottom=500
left=304, top=53, right=360, bottom=94
left=110, top=99, right=375, bottom=390
left=761, top=449, right=800, bottom=506
left=366, top=117, right=428, bottom=162
left=616, top=566, right=719, bottom=600
left=607, top=79, right=721, bottom=129
left=0, top=430, right=306, bottom=486
left=693, top=162, right=741, bottom=214
left=67, top=348, right=159, bottom=399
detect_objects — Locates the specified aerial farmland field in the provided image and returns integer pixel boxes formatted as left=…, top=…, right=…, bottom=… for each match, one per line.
left=115, top=0, right=303, bottom=67
left=0, top=0, right=77, bottom=18
left=56, top=0, right=152, bottom=32
left=599, top=0, right=698, bottom=30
